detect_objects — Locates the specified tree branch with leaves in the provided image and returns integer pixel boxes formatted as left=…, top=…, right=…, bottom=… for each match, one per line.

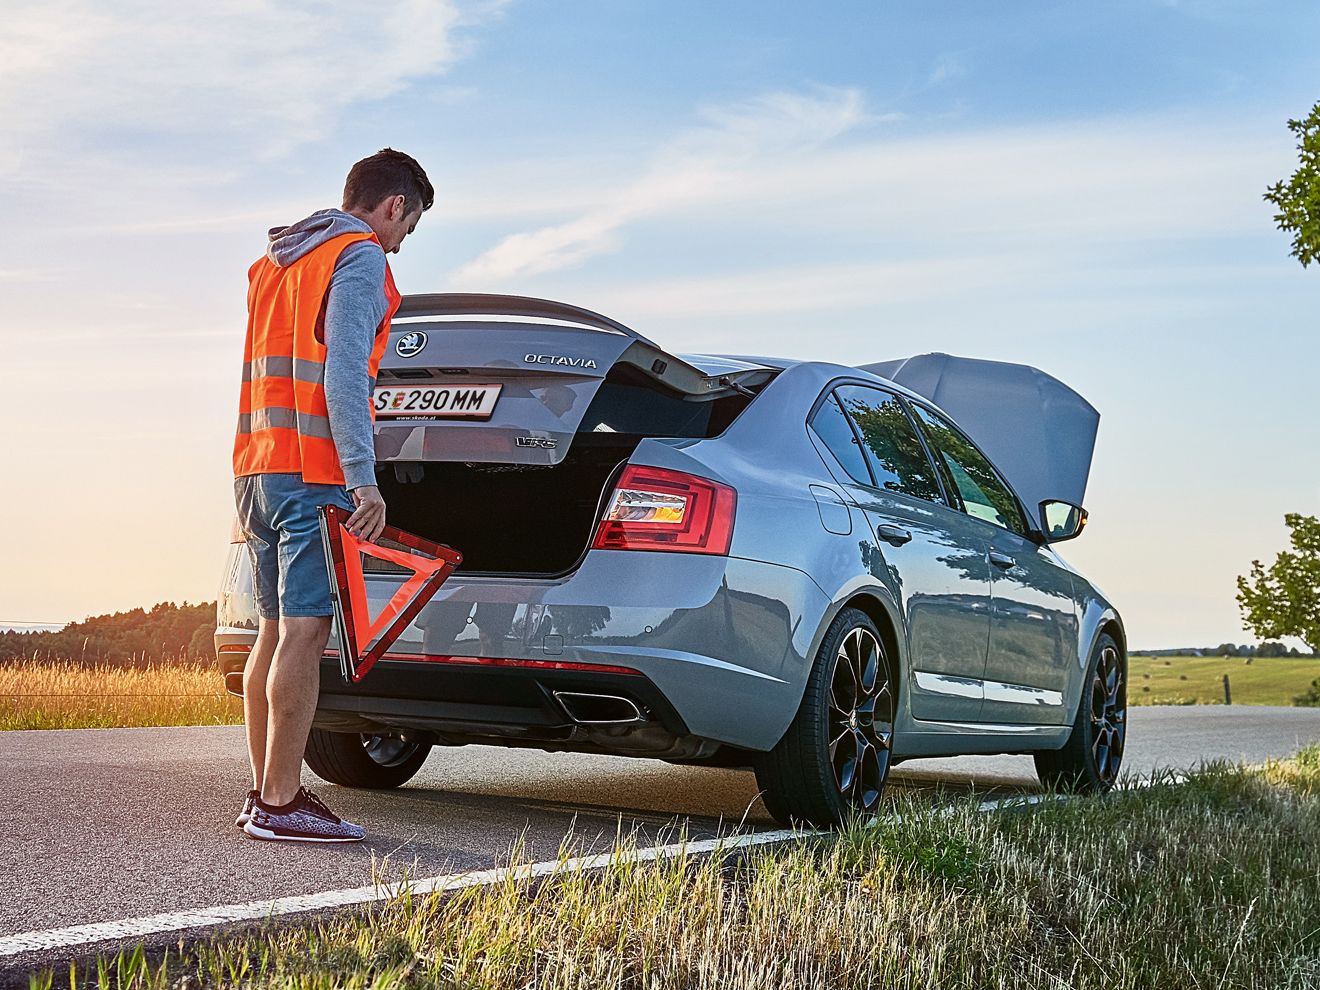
left=1236, top=514, right=1320, bottom=655
left=1264, top=102, right=1320, bottom=268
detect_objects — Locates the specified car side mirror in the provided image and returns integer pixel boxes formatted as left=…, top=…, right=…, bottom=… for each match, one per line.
left=1038, top=500, right=1088, bottom=542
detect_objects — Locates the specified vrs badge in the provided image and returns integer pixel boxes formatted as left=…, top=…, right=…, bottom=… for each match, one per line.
left=395, top=330, right=428, bottom=358
left=515, top=436, right=557, bottom=448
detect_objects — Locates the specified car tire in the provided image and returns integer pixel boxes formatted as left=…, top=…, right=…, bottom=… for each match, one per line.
left=1034, top=632, right=1127, bottom=792
left=303, top=729, right=433, bottom=789
left=755, top=607, right=896, bottom=828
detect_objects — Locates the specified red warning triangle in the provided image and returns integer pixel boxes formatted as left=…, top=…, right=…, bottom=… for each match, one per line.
left=318, top=503, right=463, bottom=683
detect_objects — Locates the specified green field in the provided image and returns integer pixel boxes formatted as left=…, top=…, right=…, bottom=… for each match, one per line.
left=1130, top=654, right=1320, bottom=706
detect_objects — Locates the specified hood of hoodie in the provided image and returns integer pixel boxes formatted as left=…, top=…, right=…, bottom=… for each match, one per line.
left=266, top=208, right=375, bottom=267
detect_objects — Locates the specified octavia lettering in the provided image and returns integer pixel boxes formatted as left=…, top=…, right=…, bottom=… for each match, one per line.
left=523, top=353, right=598, bottom=369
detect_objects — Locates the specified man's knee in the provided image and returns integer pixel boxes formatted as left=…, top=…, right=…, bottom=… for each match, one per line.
left=277, top=615, right=333, bottom=648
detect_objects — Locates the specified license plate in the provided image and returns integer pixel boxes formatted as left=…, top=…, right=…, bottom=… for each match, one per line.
left=373, top=383, right=502, bottom=419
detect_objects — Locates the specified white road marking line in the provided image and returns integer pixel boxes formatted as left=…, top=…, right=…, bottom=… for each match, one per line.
left=0, top=827, right=800, bottom=958
left=0, top=781, right=1158, bottom=959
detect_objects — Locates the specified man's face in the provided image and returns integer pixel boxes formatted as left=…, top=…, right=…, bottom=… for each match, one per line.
left=354, top=194, right=423, bottom=254
left=377, top=196, right=423, bottom=255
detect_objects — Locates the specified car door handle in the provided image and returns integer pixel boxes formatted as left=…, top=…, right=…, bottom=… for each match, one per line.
left=989, top=550, right=1016, bottom=570
left=877, top=524, right=912, bottom=547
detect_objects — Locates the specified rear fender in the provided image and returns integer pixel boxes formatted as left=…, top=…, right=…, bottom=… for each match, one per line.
left=767, top=579, right=907, bottom=742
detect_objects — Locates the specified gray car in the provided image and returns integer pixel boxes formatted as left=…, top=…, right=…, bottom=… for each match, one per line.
left=216, top=293, right=1127, bottom=827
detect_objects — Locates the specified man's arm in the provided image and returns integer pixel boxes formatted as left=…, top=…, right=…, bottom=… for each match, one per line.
left=324, top=240, right=390, bottom=540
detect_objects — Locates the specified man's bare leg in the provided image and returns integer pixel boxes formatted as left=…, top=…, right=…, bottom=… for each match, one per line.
left=260, top=615, right=331, bottom=806
left=242, top=618, right=279, bottom=792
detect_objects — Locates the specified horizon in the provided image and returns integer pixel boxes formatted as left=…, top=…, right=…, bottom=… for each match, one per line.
left=2, top=1, right=1317, bottom=650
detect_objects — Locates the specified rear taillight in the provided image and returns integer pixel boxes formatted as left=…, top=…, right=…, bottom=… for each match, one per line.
left=230, top=516, right=247, bottom=544
left=592, top=464, right=736, bottom=555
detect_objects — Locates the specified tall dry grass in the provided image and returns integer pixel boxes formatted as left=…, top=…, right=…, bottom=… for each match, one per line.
left=0, top=659, right=241, bottom=730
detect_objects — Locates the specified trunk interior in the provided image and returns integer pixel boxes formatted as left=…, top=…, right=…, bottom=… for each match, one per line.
left=376, top=433, right=639, bottom=575
left=374, top=366, right=768, bottom=576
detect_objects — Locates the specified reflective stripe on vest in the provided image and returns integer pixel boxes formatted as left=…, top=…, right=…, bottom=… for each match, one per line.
left=233, top=231, right=402, bottom=486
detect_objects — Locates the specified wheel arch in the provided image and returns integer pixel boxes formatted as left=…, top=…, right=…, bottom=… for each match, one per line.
left=1079, top=603, right=1127, bottom=667
left=842, top=592, right=904, bottom=690
left=1064, top=601, right=1127, bottom=729
left=1098, top=618, right=1127, bottom=658
left=807, top=583, right=906, bottom=698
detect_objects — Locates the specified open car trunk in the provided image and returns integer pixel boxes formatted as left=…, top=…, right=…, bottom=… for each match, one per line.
left=376, top=432, right=634, bottom=575
left=370, top=295, right=774, bottom=576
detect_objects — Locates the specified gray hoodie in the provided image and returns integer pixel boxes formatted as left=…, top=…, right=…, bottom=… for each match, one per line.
left=265, top=209, right=390, bottom=491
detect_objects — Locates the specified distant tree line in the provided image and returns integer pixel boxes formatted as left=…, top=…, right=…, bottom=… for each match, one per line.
left=1132, top=642, right=1314, bottom=659
left=0, top=602, right=217, bottom=666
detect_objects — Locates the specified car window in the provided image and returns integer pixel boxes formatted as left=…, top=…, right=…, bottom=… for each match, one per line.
left=834, top=385, right=944, bottom=505
left=809, top=392, right=872, bottom=485
left=910, top=404, right=1028, bottom=535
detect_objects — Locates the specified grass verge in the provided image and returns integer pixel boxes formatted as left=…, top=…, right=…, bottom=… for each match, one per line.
left=0, top=660, right=240, bottom=730
left=1129, top=654, right=1320, bottom=706
left=26, top=748, right=1320, bottom=989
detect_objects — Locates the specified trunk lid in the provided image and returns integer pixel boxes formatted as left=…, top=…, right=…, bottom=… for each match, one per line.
left=374, top=294, right=768, bottom=466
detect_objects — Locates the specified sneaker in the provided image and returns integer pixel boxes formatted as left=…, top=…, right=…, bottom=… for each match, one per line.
left=235, top=789, right=259, bottom=828
left=243, top=786, right=365, bottom=843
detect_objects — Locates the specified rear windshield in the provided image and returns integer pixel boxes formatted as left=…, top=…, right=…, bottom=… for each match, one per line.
left=576, top=365, right=771, bottom=438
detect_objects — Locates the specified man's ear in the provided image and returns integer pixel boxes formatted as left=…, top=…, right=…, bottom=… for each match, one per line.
left=389, top=194, right=407, bottom=221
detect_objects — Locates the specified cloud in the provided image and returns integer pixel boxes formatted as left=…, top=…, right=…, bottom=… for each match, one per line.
left=0, top=0, right=505, bottom=156
left=450, top=85, right=877, bottom=284
left=575, top=256, right=1022, bottom=323
left=0, top=268, right=59, bottom=282
left=927, top=55, right=965, bottom=86
left=445, top=108, right=1281, bottom=295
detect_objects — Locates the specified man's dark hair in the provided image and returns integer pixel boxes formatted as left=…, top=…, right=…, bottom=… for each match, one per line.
left=343, top=148, right=434, bottom=215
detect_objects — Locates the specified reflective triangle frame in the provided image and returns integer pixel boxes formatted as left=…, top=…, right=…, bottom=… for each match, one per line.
left=318, top=503, right=463, bottom=684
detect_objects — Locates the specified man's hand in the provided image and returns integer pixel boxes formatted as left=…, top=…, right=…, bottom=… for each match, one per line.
left=347, top=485, right=387, bottom=543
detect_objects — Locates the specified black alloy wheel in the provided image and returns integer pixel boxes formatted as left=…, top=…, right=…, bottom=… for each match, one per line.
left=304, top=728, right=433, bottom=788
left=757, top=607, right=897, bottom=828
left=827, top=626, right=894, bottom=812
left=1089, top=641, right=1127, bottom=786
left=1034, top=632, right=1127, bottom=793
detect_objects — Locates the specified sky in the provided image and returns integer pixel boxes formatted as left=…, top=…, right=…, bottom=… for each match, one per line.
left=0, top=0, right=1316, bottom=649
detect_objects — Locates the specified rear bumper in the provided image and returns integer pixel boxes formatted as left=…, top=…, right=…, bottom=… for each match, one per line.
left=216, top=545, right=828, bottom=751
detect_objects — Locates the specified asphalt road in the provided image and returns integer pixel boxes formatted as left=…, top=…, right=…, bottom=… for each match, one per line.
left=3, top=705, right=1318, bottom=960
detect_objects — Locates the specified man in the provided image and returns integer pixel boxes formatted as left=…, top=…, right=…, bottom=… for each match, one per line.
left=232, top=149, right=433, bottom=842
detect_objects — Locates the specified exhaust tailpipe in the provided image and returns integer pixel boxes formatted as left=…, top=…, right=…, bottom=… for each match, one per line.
left=554, top=691, right=647, bottom=725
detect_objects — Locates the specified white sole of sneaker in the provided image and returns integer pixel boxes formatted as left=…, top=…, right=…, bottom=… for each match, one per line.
left=242, top=822, right=364, bottom=843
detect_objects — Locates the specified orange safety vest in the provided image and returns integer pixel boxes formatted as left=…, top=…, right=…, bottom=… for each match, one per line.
left=233, top=231, right=402, bottom=486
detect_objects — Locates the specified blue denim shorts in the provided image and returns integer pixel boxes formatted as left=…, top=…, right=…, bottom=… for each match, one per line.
left=234, top=473, right=355, bottom=619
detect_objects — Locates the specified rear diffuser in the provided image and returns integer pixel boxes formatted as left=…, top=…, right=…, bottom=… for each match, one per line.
left=318, top=503, right=463, bottom=684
